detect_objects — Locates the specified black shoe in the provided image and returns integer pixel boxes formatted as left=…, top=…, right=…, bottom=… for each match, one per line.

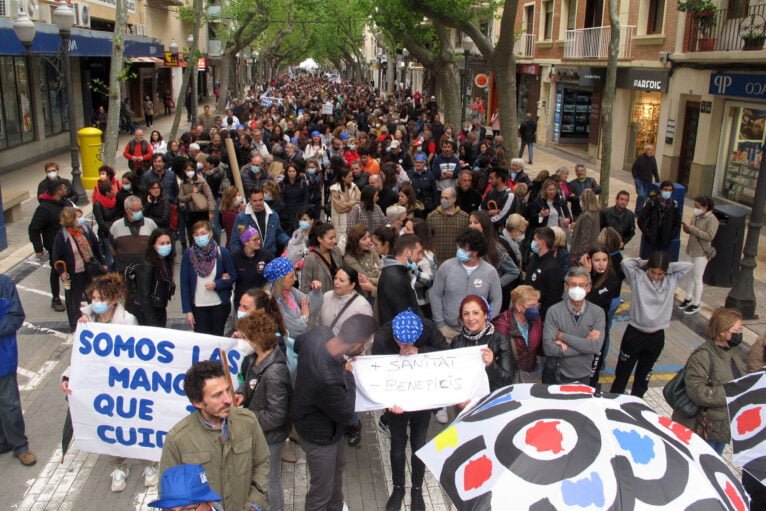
left=678, top=299, right=692, bottom=310
left=347, top=427, right=361, bottom=447
left=411, top=487, right=426, bottom=511
left=51, top=297, right=65, bottom=312
left=684, top=304, right=699, bottom=315
left=386, top=486, right=405, bottom=511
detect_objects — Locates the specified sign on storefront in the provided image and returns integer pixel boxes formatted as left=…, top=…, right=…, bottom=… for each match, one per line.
left=616, top=68, right=669, bottom=93
left=709, top=73, right=766, bottom=99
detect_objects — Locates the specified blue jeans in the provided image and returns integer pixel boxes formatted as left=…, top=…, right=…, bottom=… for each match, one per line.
left=0, top=373, right=29, bottom=455
left=635, top=179, right=649, bottom=216
left=519, top=141, right=534, bottom=163
left=707, top=439, right=726, bottom=455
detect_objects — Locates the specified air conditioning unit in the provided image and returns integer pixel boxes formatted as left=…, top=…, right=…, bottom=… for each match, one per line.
left=27, top=0, right=39, bottom=20
left=72, top=2, right=90, bottom=28
left=134, top=23, right=147, bottom=36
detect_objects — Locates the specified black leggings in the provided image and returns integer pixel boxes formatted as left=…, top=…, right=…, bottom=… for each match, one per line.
left=192, top=303, right=231, bottom=336
left=65, top=272, right=91, bottom=332
left=610, top=324, right=665, bottom=397
left=388, top=410, right=431, bottom=489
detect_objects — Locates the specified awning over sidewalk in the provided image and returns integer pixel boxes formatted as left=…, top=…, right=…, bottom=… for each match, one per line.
left=0, top=18, right=163, bottom=58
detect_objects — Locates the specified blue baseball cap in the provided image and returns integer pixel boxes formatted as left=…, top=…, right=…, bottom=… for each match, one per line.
left=311, top=130, right=321, bottom=138
left=392, top=309, right=423, bottom=344
left=415, top=153, right=428, bottom=162
left=148, top=465, right=222, bottom=508
left=339, top=132, right=350, bottom=141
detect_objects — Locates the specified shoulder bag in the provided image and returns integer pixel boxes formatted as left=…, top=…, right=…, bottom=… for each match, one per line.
left=663, top=348, right=714, bottom=419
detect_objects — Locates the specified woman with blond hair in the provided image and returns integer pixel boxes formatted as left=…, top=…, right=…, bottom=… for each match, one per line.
left=671, top=308, right=746, bottom=454
left=52, top=207, right=106, bottom=331
left=492, top=285, right=543, bottom=383
left=570, top=188, right=601, bottom=260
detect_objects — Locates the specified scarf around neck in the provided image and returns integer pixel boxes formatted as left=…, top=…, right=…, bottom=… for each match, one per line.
left=67, top=226, right=94, bottom=261
left=461, top=322, right=495, bottom=342
left=190, top=240, right=218, bottom=277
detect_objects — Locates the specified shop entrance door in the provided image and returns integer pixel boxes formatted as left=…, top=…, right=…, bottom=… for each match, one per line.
left=678, top=101, right=700, bottom=187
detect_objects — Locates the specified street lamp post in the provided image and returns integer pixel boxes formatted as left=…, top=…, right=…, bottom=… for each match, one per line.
left=187, top=34, right=197, bottom=124
left=461, top=36, right=472, bottom=130
left=725, top=154, right=766, bottom=319
left=402, top=48, right=409, bottom=91
left=15, top=2, right=86, bottom=205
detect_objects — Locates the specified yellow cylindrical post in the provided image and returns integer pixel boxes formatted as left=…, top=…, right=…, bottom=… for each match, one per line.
left=77, top=127, right=103, bottom=191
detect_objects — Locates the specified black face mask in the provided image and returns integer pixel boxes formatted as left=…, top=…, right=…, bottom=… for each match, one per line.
left=728, top=332, right=743, bottom=348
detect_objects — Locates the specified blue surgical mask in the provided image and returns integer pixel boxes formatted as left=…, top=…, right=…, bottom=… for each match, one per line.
left=299, top=220, right=311, bottom=230
left=91, top=301, right=109, bottom=315
left=122, top=183, right=132, bottom=191
left=406, top=260, right=418, bottom=273
left=76, top=217, right=88, bottom=227
left=523, top=306, right=540, bottom=322
left=237, top=309, right=248, bottom=320
left=456, top=247, right=472, bottom=263
left=530, top=240, right=540, bottom=255
left=307, top=167, right=317, bottom=175
left=661, top=190, right=672, bottom=200
left=131, top=210, right=143, bottom=221
left=194, top=235, right=210, bottom=248
left=440, top=199, right=453, bottom=210
left=264, top=193, right=273, bottom=202
left=155, top=244, right=172, bottom=257
left=511, top=172, right=518, bottom=181
left=251, top=166, right=261, bottom=174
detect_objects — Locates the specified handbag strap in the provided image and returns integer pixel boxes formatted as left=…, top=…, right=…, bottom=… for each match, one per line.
left=329, top=293, right=359, bottom=330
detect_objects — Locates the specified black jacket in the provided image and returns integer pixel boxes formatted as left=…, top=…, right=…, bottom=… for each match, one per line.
left=372, top=317, right=449, bottom=356
left=452, top=329, right=515, bottom=391
left=291, top=326, right=356, bottom=445
left=519, top=118, right=537, bottom=143
left=93, top=201, right=122, bottom=239
left=526, top=195, right=572, bottom=233
left=231, top=248, right=274, bottom=306
left=631, top=153, right=659, bottom=183
left=376, top=259, right=421, bottom=326
left=637, top=192, right=681, bottom=248
left=29, top=198, right=74, bottom=253
left=378, top=188, right=399, bottom=214
left=241, top=348, right=292, bottom=445
left=37, top=177, right=78, bottom=203
left=525, top=251, right=564, bottom=320
left=143, top=196, right=170, bottom=229
left=601, top=206, right=636, bottom=245
left=456, top=187, right=482, bottom=215
left=51, top=227, right=105, bottom=276
left=280, top=179, right=309, bottom=230
left=586, top=269, right=621, bottom=317
left=135, top=260, right=175, bottom=326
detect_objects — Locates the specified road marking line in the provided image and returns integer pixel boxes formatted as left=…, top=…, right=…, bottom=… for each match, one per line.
left=22, top=321, right=69, bottom=340
left=15, top=447, right=98, bottom=511
left=17, top=367, right=35, bottom=378
left=18, top=361, right=58, bottom=392
left=16, top=285, right=53, bottom=298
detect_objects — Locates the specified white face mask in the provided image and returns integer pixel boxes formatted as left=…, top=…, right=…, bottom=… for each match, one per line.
left=47, top=171, right=58, bottom=179
left=693, top=208, right=703, bottom=216
left=186, top=171, right=196, bottom=178
left=568, top=286, right=587, bottom=302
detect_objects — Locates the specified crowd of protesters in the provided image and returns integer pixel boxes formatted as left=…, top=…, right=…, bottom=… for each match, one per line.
left=16, top=73, right=764, bottom=510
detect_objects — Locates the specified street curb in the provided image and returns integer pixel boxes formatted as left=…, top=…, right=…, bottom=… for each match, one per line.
left=674, top=288, right=760, bottom=347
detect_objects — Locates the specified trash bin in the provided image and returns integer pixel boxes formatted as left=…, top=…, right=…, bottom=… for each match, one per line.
left=703, top=203, right=748, bottom=287
left=639, top=182, right=686, bottom=261
left=78, top=127, right=103, bottom=191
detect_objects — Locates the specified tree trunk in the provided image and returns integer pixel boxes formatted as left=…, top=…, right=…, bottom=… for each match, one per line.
left=434, top=64, right=461, bottom=127
left=217, top=52, right=234, bottom=112
left=493, top=53, right=518, bottom=155
left=386, top=49, right=396, bottom=95
left=169, top=0, right=202, bottom=141
left=600, top=0, right=620, bottom=207
left=102, top=0, right=127, bottom=167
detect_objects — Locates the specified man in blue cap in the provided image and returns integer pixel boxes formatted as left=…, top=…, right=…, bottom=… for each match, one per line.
left=372, top=309, right=449, bottom=511
left=149, top=464, right=222, bottom=511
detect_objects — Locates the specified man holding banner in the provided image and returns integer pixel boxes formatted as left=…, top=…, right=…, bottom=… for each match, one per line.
left=160, top=361, right=270, bottom=511
left=372, top=310, right=449, bottom=511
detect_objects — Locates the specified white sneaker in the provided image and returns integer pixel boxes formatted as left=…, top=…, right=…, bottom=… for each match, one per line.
left=111, top=466, right=129, bottom=492
left=342, top=503, right=349, bottom=511
left=143, top=463, right=159, bottom=487
left=435, top=407, right=449, bottom=424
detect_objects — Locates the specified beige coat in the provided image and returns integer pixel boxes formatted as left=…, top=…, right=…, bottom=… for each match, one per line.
left=685, top=210, right=719, bottom=258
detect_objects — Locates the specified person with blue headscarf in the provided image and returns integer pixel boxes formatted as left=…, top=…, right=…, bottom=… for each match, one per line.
left=263, top=256, right=321, bottom=339
left=372, top=309, right=449, bottom=511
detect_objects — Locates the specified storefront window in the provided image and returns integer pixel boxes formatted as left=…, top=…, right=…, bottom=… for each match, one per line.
left=556, top=87, right=592, bottom=142
left=39, top=58, right=67, bottom=137
left=0, top=57, right=35, bottom=149
left=625, top=91, right=662, bottom=166
left=721, top=106, right=765, bottom=206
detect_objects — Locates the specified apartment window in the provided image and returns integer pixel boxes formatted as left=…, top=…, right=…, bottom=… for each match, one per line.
left=480, top=20, right=492, bottom=38
left=567, top=0, right=577, bottom=29
left=727, top=0, right=747, bottom=19
left=525, top=5, right=535, bottom=36
left=647, top=0, right=665, bottom=34
left=544, top=0, right=554, bottom=39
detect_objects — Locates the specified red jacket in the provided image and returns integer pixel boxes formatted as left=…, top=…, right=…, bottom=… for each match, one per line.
left=492, top=310, right=543, bottom=373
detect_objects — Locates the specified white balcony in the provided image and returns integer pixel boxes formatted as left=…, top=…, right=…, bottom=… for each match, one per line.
left=564, top=25, right=635, bottom=59
left=515, top=33, right=535, bottom=58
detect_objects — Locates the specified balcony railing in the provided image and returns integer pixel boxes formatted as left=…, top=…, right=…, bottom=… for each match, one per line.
left=687, top=4, right=766, bottom=51
left=564, top=25, right=635, bottom=59
left=515, top=33, right=535, bottom=58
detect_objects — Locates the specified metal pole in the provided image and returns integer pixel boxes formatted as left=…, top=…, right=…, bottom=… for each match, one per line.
left=61, top=30, right=86, bottom=205
left=461, top=50, right=469, bottom=129
left=190, top=59, right=197, bottom=123
left=725, top=151, right=766, bottom=319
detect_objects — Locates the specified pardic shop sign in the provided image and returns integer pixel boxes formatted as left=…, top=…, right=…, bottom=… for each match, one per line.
left=616, top=68, right=669, bottom=93
left=709, top=73, right=766, bottom=99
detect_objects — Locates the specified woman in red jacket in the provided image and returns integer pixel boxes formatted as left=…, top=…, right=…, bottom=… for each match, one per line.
left=492, top=285, right=543, bottom=383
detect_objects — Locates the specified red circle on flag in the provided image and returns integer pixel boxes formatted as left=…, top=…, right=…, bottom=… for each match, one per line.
left=474, top=73, right=489, bottom=88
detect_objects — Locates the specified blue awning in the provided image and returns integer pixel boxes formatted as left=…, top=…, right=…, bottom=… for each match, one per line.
left=0, top=19, right=163, bottom=58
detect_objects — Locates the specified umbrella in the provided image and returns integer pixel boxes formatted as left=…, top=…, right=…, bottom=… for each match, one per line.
left=417, top=384, right=749, bottom=510
left=61, top=407, right=73, bottom=463
left=726, top=369, right=766, bottom=486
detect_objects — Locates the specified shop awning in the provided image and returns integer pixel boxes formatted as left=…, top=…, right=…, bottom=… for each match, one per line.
left=126, top=56, right=164, bottom=64
left=0, top=19, right=163, bottom=58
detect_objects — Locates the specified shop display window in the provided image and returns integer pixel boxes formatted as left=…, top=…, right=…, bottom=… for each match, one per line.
left=722, top=106, right=765, bottom=206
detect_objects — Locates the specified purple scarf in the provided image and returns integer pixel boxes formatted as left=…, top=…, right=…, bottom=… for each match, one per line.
left=190, top=241, right=218, bottom=277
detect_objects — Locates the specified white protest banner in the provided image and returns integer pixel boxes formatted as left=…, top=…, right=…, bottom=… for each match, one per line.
left=68, top=323, right=253, bottom=462
left=322, top=101, right=334, bottom=115
left=352, top=346, right=490, bottom=412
